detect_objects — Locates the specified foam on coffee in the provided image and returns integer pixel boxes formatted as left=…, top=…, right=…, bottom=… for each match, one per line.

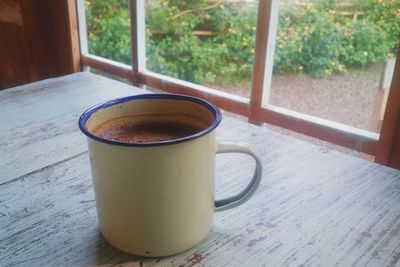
left=93, top=115, right=208, bottom=143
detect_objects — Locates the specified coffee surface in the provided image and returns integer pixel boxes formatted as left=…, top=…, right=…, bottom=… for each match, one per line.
left=93, top=118, right=206, bottom=143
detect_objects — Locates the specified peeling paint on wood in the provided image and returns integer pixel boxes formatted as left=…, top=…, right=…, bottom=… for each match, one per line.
left=0, top=72, right=399, bottom=266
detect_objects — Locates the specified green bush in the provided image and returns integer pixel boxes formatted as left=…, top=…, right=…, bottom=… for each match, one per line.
left=274, top=0, right=397, bottom=77
left=357, top=0, right=400, bottom=54
left=340, top=21, right=390, bottom=66
left=274, top=5, right=345, bottom=77
left=86, top=0, right=399, bottom=81
left=146, top=0, right=257, bottom=83
left=85, top=0, right=131, bottom=63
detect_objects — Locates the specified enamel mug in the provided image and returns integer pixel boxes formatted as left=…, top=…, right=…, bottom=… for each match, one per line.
left=78, top=94, right=263, bottom=257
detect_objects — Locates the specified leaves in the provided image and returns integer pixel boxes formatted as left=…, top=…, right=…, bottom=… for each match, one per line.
left=86, top=0, right=398, bottom=81
left=274, top=0, right=397, bottom=77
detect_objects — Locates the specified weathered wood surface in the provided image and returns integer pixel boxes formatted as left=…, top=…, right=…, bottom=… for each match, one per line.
left=1, top=72, right=400, bottom=267
left=0, top=72, right=140, bottom=183
left=0, top=0, right=80, bottom=89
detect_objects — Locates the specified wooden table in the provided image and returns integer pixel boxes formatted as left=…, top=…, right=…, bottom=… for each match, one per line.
left=1, top=72, right=400, bottom=267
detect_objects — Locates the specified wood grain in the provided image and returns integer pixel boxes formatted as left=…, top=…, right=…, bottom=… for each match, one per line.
left=376, top=48, right=400, bottom=169
left=65, top=0, right=81, bottom=73
left=0, top=0, right=22, bottom=25
left=0, top=72, right=142, bottom=183
left=0, top=0, right=79, bottom=89
left=1, top=73, right=400, bottom=266
left=0, top=21, right=30, bottom=89
left=249, top=0, right=271, bottom=113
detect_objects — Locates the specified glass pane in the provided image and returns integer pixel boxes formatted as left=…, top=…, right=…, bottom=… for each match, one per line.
left=269, top=0, right=398, bottom=133
left=85, top=0, right=131, bottom=64
left=145, top=0, right=259, bottom=98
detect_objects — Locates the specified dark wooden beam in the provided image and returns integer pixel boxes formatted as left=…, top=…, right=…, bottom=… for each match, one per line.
left=376, top=47, right=400, bottom=168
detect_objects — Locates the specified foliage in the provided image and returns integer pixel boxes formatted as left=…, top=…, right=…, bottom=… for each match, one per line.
left=356, top=0, right=400, bottom=54
left=274, top=5, right=346, bottom=77
left=274, top=0, right=398, bottom=77
left=85, top=0, right=131, bottom=63
left=86, top=0, right=399, bottom=81
left=145, top=0, right=257, bottom=83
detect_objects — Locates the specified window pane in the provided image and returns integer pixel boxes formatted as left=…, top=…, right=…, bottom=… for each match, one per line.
left=85, top=0, right=132, bottom=64
left=269, top=0, right=398, bottom=133
left=145, top=0, right=259, bottom=98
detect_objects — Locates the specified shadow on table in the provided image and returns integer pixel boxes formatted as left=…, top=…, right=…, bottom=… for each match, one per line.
left=84, top=230, right=164, bottom=266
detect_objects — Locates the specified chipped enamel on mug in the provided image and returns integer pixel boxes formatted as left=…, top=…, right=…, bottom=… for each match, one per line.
left=78, top=94, right=263, bottom=257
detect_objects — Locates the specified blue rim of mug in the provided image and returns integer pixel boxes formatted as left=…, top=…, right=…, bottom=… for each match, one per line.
left=78, top=94, right=222, bottom=147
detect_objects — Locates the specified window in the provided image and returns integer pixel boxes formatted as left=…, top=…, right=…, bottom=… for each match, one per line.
left=144, top=1, right=258, bottom=99
left=77, top=0, right=400, bottom=158
left=268, top=1, right=397, bottom=134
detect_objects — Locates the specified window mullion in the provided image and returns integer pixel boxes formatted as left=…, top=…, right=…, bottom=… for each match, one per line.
left=250, top=0, right=273, bottom=121
left=130, top=0, right=146, bottom=84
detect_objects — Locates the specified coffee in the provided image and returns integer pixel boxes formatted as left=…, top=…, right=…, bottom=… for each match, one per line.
left=93, top=117, right=206, bottom=143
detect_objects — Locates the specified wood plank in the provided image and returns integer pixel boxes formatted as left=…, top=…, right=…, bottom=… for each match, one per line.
left=254, top=105, right=378, bottom=155
left=42, top=0, right=80, bottom=74
left=0, top=22, right=30, bottom=89
left=65, top=0, right=81, bottom=73
left=81, top=54, right=134, bottom=81
left=0, top=152, right=136, bottom=266
left=376, top=49, right=400, bottom=167
left=369, top=59, right=395, bottom=133
left=0, top=0, right=22, bottom=25
left=76, top=0, right=88, bottom=55
left=370, top=88, right=387, bottom=133
left=249, top=0, right=272, bottom=114
left=19, top=0, right=58, bottom=81
left=142, top=71, right=250, bottom=115
left=130, top=0, right=142, bottom=85
left=0, top=0, right=79, bottom=89
left=389, top=121, right=400, bottom=169
left=0, top=72, right=143, bottom=184
left=1, top=112, right=399, bottom=266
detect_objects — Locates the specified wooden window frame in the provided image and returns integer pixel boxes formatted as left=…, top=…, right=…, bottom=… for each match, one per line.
left=76, top=0, right=400, bottom=159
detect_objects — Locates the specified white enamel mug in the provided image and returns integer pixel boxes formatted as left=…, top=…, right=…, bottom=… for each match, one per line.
left=79, top=94, right=262, bottom=257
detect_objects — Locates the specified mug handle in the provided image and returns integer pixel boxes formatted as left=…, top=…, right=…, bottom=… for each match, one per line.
left=215, top=141, right=263, bottom=212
